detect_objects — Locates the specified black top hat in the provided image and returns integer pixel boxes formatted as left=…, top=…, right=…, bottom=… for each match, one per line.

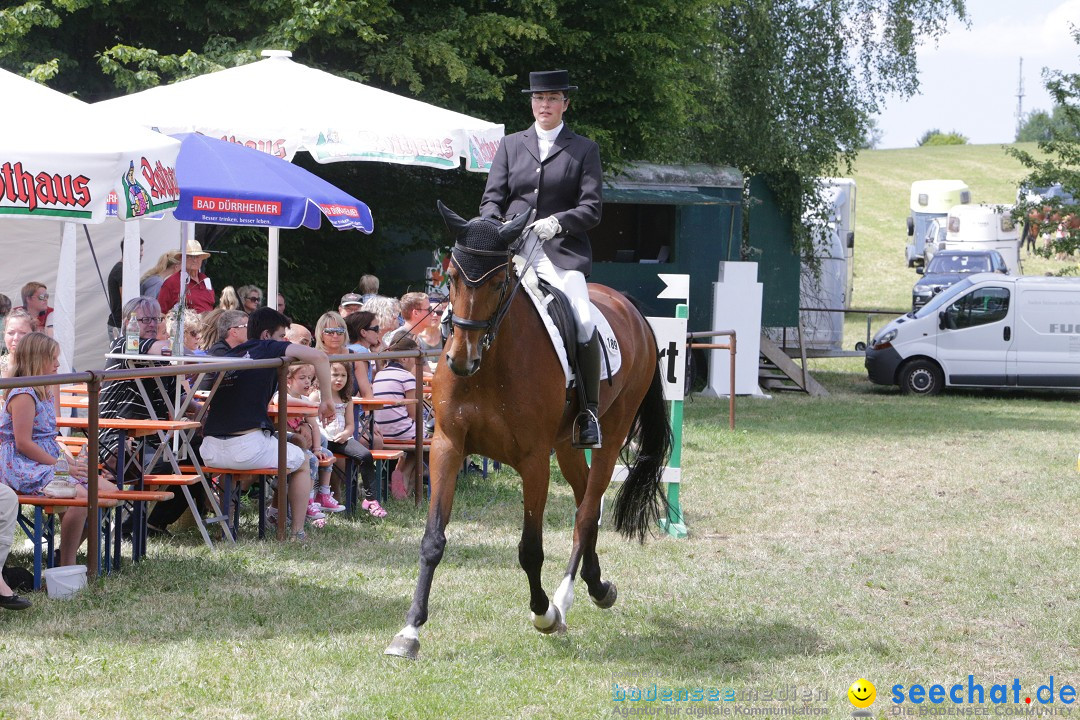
left=521, top=70, right=578, bottom=94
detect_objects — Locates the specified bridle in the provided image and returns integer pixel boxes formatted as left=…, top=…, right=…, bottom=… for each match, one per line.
left=449, top=230, right=541, bottom=351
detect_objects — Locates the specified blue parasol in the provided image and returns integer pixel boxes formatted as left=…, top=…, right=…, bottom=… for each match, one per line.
left=171, top=132, right=373, bottom=232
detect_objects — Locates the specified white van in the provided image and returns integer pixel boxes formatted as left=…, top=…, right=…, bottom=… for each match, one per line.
left=924, top=204, right=1022, bottom=274
left=865, top=274, right=1080, bottom=395
left=906, top=180, right=971, bottom=267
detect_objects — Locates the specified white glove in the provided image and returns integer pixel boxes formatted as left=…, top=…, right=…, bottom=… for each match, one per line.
left=529, top=216, right=561, bottom=243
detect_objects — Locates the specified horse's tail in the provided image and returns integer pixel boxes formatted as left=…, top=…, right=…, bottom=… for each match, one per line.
left=612, top=346, right=673, bottom=544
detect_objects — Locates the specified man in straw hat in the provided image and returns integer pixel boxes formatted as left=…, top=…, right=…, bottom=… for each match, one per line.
left=479, top=69, right=605, bottom=448
left=157, top=239, right=216, bottom=314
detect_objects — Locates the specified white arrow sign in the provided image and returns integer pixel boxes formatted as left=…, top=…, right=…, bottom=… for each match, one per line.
left=657, top=273, right=690, bottom=301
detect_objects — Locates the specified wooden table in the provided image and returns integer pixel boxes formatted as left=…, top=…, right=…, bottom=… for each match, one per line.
left=57, top=417, right=202, bottom=567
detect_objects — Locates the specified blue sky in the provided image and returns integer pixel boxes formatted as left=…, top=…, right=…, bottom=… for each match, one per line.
left=876, top=0, right=1080, bottom=148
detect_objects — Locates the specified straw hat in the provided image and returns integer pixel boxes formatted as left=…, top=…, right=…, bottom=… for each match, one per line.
left=184, top=239, right=210, bottom=259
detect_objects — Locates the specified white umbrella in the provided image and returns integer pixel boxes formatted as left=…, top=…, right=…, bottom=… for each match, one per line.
left=0, top=68, right=181, bottom=371
left=93, top=50, right=504, bottom=299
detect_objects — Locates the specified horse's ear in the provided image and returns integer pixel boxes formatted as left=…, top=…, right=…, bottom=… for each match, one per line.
left=437, top=200, right=469, bottom=234
left=498, top=211, right=531, bottom=243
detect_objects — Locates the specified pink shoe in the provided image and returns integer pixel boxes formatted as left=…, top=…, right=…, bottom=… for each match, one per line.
left=306, top=502, right=326, bottom=520
left=361, top=499, right=388, bottom=518
left=390, top=470, right=407, bottom=500
left=315, top=492, right=345, bottom=513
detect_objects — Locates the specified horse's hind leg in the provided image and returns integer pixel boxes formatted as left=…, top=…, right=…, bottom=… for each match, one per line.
left=551, top=445, right=588, bottom=621
left=385, top=436, right=464, bottom=660
left=519, top=453, right=563, bottom=634
left=551, top=442, right=618, bottom=621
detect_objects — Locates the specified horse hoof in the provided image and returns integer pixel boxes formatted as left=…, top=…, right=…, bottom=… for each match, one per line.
left=533, top=604, right=567, bottom=635
left=384, top=634, right=421, bottom=660
left=591, top=581, right=618, bottom=609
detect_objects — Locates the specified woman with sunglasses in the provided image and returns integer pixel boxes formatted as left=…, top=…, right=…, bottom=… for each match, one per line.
left=18, top=281, right=53, bottom=337
left=344, top=311, right=382, bottom=383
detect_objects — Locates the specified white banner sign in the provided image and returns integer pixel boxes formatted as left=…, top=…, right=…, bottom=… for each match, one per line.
left=647, top=316, right=687, bottom=401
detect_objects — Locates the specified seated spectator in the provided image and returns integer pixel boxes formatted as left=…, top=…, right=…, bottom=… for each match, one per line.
left=0, top=482, right=30, bottom=609
left=311, top=361, right=380, bottom=517
left=285, top=323, right=313, bottom=347
left=238, top=285, right=263, bottom=315
left=273, top=363, right=335, bottom=520
left=358, top=274, right=380, bottom=304
left=373, top=335, right=423, bottom=499
left=315, top=311, right=373, bottom=398
left=139, top=249, right=179, bottom=305
left=386, top=292, right=437, bottom=347
left=197, top=309, right=225, bottom=353
left=205, top=310, right=248, bottom=357
left=345, top=311, right=379, bottom=383
left=0, top=293, right=12, bottom=323
left=98, top=297, right=173, bottom=485
left=1, top=309, right=34, bottom=378
left=361, top=295, right=402, bottom=350
left=158, top=240, right=215, bottom=313
left=18, top=281, right=53, bottom=336
left=1, top=333, right=117, bottom=566
left=199, top=308, right=335, bottom=541
left=339, top=293, right=363, bottom=318
left=217, top=285, right=241, bottom=311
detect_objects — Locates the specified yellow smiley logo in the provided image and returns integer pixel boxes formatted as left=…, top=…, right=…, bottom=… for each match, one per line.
left=848, top=679, right=876, bottom=709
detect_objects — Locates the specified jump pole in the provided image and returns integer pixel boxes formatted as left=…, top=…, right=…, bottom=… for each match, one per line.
left=601, top=273, right=689, bottom=539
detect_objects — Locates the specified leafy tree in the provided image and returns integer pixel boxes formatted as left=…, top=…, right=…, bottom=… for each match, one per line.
left=1009, top=28, right=1080, bottom=259
left=859, top=118, right=884, bottom=150
left=0, top=0, right=968, bottom=318
left=917, top=128, right=968, bottom=146
left=1016, top=105, right=1080, bottom=143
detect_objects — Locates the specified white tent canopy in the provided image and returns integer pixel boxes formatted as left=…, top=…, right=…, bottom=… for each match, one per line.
left=94, top=51, right=504, bottom=301
left=0, top=68, right=181, bottom=371
left=0, top=67, right=180, bottom=223
left=95, top=51, right=504, bottom=173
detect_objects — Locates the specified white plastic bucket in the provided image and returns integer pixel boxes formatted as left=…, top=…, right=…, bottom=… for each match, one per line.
left=43, top=564, right=87, bottom=599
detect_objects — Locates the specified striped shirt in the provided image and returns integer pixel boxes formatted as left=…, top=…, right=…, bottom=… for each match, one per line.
left=98, top=337, right=174, bottom=463
left=372, top=362, right=415, bottom=439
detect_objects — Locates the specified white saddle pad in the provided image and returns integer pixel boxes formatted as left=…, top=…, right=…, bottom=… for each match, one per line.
left=514, top=261, right=622, bottom=388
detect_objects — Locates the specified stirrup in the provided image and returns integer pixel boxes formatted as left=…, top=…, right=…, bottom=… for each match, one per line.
left=573, top=409, right=602, bottom=449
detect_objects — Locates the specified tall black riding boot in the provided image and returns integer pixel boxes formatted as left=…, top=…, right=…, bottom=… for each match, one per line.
left=573, top=329, right=603, bottom=449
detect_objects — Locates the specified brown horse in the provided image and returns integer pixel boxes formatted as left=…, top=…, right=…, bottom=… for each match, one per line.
left=385, top=203, right=672, bottom=660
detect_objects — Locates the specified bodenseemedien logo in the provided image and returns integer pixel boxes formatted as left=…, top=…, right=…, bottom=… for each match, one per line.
left=848, top=679, right=876, bottom=718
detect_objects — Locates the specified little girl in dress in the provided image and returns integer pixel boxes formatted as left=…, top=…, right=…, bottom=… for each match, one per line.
left=0, top=333, right=117, bottom=565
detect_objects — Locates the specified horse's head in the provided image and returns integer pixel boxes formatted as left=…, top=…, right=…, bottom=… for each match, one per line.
left=438, top=201, right=530, bottom=376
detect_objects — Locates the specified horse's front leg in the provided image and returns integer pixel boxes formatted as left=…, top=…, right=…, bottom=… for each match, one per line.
left=385, top=434, right=464, bottom=660
left=518, top=453, right=563, bottom=634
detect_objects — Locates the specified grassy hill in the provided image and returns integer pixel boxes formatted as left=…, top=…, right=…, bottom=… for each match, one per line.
left=824, top=141, right=1074, bottom=367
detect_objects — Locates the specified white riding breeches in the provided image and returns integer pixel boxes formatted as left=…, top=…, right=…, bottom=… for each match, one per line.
left=520, top=230, right=595, bottom=343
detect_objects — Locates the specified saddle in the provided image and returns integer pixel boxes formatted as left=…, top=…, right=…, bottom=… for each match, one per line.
left=512, top=257, right=622, bottom=388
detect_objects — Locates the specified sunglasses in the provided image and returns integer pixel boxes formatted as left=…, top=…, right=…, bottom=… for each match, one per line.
left=36, top=293, right=50, bottom=301
left=365, top=326, right=380, bottom=333
left=322, top=327, right=346, bottom=335
left=230, top=323, right=247, bottom=330
left=245, top=296, right=261, bottom=303
left=186, top=329, right=201, bottom=338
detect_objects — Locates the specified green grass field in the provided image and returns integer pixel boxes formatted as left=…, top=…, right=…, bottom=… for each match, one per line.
left=2, top=144, right=1079, bottom=719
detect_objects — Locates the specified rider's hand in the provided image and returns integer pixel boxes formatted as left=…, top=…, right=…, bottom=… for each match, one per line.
left=529, top=216, right=561, bottom=242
